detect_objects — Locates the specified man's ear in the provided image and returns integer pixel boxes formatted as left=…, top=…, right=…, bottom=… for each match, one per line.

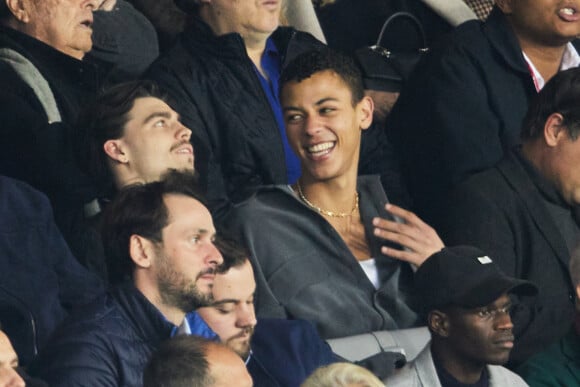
left=543, top=112, right=566, bottom=147
left=358, top=95, right=374, bottom=131
left=129, top=235, right=155, bottom=269
left=103, top=140, right=128, bottom=164
left=5, top=0, right=30, bottom=23
left=428, top=310, right=450, bottom=338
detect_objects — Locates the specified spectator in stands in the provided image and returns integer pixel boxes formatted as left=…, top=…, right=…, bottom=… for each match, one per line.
left=197, top=239, right=337, bottom=387
left=301, top=362, right=384, bottom=387
left=145, top=0, right=323, bottom=222
left=385, top=246, right=535, bottom=387
left=226, top=49, right=444, bottom=339
left=143, top=335, right=253, bottom=387
left=0, top=176, right=103, bottom=366
left=0, top=0, right=112, bottom=271
left=87, top=0, right=159, bottom=82
left=439, top=67, right=580, bottom=365
left=517, top=242, right=580, bottom=386
left=0, top=328, right=24, bottom=387
left=387, top=0, right=580, bottom=224
left=30, top=172, right=222, bottom=386
left=81, top=80, right=194, bottom=197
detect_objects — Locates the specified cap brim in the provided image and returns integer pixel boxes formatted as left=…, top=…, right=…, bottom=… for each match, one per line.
left=454, top=275, right=538, bottom=309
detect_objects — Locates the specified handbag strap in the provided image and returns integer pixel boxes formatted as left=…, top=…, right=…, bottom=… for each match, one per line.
left=376, top=11, right=428, bottom=50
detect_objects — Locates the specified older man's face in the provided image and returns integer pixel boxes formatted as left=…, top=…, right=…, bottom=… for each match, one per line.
left=203, top=0, right=281, bottom=40
left=23, top=0, right=99, bottom=60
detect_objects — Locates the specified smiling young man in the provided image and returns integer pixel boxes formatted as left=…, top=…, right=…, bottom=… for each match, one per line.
left=226, top=49, right=444, bottom=339
left=197, top=240, right=336, bottom=387
left=145, top=0, right=324, bottom=222
left=31, top=172, right=223, bottom=386
left=386, top=246, right=536, bottom=387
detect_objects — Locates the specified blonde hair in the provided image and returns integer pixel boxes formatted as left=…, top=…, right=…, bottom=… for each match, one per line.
left=301, top=363, right=385, bottom=387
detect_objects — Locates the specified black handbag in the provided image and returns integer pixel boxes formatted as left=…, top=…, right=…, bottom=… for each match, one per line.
left=355, top=11, right=429, bottom=92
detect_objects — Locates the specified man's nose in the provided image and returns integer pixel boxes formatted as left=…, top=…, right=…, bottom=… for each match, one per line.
left=237, top=304, right=257, bottom=328
left=494, top=310, right=514, bottom=331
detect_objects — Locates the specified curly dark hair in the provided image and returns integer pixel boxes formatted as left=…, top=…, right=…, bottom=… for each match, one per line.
left=279, top=48, right=365, bottom=106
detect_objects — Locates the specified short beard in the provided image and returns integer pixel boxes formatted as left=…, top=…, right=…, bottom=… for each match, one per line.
left=156, top=254, right=214, bottom=312
left=226, top=326, right=255, bottom=359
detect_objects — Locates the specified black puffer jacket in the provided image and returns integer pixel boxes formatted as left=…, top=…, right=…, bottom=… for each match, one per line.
left=30, top=284, right=176, bottom=387
left=146, top=21, right=323, bottom=222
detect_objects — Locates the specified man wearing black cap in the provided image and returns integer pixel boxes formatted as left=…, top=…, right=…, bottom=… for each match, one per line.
left=386, top=246, right=535, bottom=387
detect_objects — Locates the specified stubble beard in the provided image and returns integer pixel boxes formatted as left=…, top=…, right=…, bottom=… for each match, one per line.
left=226, top=326, right=255, bottom=359
left=156, top=254, right=214, bottom=312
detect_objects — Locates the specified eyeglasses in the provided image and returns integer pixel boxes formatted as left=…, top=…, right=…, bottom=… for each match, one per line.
left=474, top=304, right=512, bottom=320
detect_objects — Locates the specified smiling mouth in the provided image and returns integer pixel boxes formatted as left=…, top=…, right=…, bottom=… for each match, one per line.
left=559, top=6, right=580, bottom=21
left=306, top=141, right=335, bottom=157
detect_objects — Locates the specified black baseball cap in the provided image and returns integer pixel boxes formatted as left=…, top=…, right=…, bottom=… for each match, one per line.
left=414, top=246, right=537, bottom=314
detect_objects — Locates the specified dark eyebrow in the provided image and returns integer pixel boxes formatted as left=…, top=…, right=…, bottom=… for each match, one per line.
left=314, top=97, right=339, bottom=106
left=283, top=97, right=339, bottom=113
left=212, top=299, right=239, bottom=306
left=143, top=111, right=179, bottom=126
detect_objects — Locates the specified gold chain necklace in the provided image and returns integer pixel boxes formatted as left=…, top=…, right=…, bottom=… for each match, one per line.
left=296, top=181, right=359, bottom=218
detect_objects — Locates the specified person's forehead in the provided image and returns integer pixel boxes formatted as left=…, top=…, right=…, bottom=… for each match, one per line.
left=213, top=262, right=256, bottom=297
left=128, top=97, right=174, bottom=120
left=162, top=194, right=214, bottom=230
left=282, top=70, right=352, bottom=100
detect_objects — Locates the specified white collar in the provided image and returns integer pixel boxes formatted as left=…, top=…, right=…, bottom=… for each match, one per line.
left=522, top=42, right=580, bottom=91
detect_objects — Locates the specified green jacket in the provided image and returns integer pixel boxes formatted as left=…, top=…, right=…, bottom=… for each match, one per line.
left=518, top=329, right=580, bottom=386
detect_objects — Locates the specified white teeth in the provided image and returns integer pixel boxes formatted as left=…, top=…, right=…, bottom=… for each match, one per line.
left=561, top=7, right=575, bottom=15
left=308, top=142, right=334, bottom=153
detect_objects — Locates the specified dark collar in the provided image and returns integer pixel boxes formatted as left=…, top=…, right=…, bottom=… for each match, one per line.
left=515, top=148, right=569, bottom=209
left=0, top=25, right=98, bottom=91
left=482, top=7, right=529, bottom=75
left=181, top=18, right=311, bottom=66
left=112, top=282, right=176, bottom=344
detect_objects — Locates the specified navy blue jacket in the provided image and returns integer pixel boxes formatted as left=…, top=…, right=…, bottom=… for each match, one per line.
left=30, top=283, right=215, bottom=387
left=248, top=318, right=337, bottom=387
left=0, top=176, right=103, bottom=366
